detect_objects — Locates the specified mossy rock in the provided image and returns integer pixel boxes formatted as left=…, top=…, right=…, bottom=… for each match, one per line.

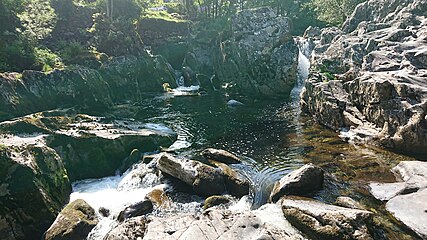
left=203, top=195, right=232, bottom=210
left=44, top=199, right=98, bottom=240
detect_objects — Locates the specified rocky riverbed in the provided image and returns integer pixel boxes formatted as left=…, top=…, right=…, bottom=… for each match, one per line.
left=0, top=1, right=426, bottom=240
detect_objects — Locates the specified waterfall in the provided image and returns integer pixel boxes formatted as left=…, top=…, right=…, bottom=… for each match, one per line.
left=290, top=37, right=311, bottom=104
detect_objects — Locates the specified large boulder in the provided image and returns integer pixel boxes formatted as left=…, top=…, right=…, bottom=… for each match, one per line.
left=280, top=197, right=374, bottom=240
left=156, top=153, right=250, bottom=197
left=213, top=7, right=298, bottom=98
left=156, top=153, right=226, bottom=196
left=44, top=199, right=98, bottom=240
left=0, top=144, right=71, bottom=240
left=301, top=0, right=427, bottom=156
left=270, top=164, right=324, bottom=202
left=0, top=111, right=176, bottom=181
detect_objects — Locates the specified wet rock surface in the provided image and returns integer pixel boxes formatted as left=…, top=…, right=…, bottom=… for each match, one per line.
left=44, top=199, right=98, bottom=240
left=156, top=153, right=249, bottom=197
left=270, top=164, right=324, bottom=202
left=280, top=197, right=373, bottom=240
left=201, top=148, right=241, bottom=164
left=369, top=161, right=427, bottom=238
left=301, top=0, right=427, bottom=156
left=117, top=200, right=153, bottom=222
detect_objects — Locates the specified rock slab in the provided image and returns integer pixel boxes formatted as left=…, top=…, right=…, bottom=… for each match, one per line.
left=280, top=198, right=373, bottom=240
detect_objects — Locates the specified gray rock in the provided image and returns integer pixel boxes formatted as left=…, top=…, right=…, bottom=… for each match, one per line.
left=213, top=7, right=298, bottom=98
left=117, top=200, right=153, bottom=222
left=369, top=182, right=408, bottom=201
left=386, top=188, right=427, bottom=239
left=369, top=161, right=427, bottom=239
left=104, top=216, right=146, bottom=240
left=270, top=164, right=324, bottom=203
left=214, top=162, right=250, bottom=197
left=227, top=99, right=244, bottom=107
left=301, top=0, right=427, bottom=156
left=44, top=199, right=98, bottom=240
left=156, top=153, right=226, bottom=196
left=143, top=205, right=305, bottom=240
left=280, top=197, right=373, bottom=240
left=370, top=161, right=427, bottom=201
left=202, top=148, right=241, bottom=164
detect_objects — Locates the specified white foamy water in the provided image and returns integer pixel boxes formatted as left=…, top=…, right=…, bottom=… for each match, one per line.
left=290, top=38, right=311, bottom=103
left=172, top=85, right=200, bottom=96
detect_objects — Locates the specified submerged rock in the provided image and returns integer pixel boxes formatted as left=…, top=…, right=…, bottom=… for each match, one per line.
left=44, top=199, right=98, bottom=240
left=280, top=197, right=373, bottom=240
left=117, top=200, right=153, bottom=222
left=145, top=187, right=172, bottom=209
left=335, top=197, right=365, bottom=210
left=201, top=148, right=241, bottom=164
left=270, top=164, right=324, bottom=202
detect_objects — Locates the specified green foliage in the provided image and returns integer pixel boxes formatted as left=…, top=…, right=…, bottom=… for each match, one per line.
left=89, top=13, right=143, bottom=56
left=58, top=41, right=87, bottom=63
left=308, top=0, right=363, bottom=26
left=18, top=0, right=57, bottom=40
left=34, top=48, right=63, bottom=72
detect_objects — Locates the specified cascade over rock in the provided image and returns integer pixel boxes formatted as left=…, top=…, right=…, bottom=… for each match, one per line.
left=0, top=110, right=176, bottom=239
left=301, top=0, right=427, bottom=156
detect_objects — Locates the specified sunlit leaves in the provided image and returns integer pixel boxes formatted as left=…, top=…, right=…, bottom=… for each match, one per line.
left=18, top=0, right=57, bottom=40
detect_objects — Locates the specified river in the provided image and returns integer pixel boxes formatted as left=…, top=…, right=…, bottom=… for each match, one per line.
left=69, top=39, right=417, bottom=239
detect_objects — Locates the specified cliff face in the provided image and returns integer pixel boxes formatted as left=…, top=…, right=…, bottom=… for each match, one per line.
left=301, top=0, right=427, bottom=157
left=0, top=55, right=177, bottom=122
left=212, top=7, right=298, bottom=98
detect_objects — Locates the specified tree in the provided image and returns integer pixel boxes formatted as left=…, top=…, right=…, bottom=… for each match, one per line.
left=309, top=0, right=363, bottom=25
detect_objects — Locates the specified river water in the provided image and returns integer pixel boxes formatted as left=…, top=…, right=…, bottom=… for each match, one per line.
left=70, top=40, right=419, bottom=239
